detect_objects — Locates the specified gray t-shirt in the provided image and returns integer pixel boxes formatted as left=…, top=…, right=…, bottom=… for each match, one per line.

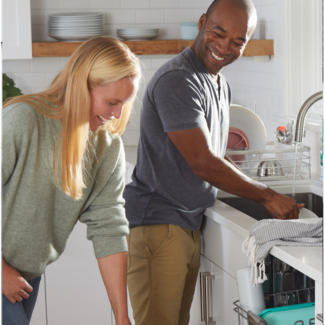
left=124, top=47, right=231, bottom=231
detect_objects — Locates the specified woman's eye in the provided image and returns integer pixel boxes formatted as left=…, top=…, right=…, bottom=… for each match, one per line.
left=107, top=101, right=116, bottom=106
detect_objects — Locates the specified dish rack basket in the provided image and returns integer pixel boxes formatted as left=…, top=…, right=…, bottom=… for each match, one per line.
left=226, top=141, right=311, bottom=181
left=233, top=286, right=317, bottom=325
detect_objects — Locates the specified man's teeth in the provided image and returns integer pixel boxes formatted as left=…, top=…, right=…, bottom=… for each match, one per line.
left=211, top=51, right=225, bottom=61
left=98, top=115, right=109, bottom=122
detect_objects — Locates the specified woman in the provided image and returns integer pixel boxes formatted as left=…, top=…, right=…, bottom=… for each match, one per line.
left=2, top=36, right=140, bottom=325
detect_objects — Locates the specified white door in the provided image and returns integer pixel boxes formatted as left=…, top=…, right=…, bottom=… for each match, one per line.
left=45, top=222, right=113, bottom=325
left=189, top=256, right=212, bottom=325
left=2, top=0, right=32, bottom=59
left=211, top=261, right=239, bottom=325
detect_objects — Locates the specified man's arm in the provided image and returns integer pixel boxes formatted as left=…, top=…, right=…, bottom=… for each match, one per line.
left=168, top=126, right=304, bottom=219
left=97, top=252, right=131, bottom=325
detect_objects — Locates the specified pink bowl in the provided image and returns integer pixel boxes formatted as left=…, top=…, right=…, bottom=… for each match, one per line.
left=227, top=127, right=249, bottom=165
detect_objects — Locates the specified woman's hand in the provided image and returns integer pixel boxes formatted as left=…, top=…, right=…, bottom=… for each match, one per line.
left=2, top=258, right=33, bottom=303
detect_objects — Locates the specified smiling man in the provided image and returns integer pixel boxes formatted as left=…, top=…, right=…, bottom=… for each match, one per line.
left=124, top=1, right=304, bottom=324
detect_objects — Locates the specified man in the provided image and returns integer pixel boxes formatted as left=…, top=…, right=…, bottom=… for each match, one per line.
left=124, top=0, right=304, bottom=324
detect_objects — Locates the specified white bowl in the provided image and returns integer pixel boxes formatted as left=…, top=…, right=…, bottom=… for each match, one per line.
left=229, top=104, right=267, bottom=169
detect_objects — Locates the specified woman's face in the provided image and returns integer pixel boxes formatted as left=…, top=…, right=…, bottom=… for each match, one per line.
left=89, top=78, right=138, bottom=132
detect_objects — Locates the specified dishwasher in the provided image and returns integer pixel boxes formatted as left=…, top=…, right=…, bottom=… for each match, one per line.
left=233, top=256, right=319, bottom=325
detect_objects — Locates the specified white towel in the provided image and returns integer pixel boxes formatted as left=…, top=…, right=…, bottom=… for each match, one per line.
left=242, top=219, right=323, bottom=287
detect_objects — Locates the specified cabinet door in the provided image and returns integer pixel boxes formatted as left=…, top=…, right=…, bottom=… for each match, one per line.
left=45, top=222, right=113, bottom=325
left=189, top=256, right=212, bottom=325
left=2, top=0, right=32, bottom=59
left=211, top=261, right=239, bottom=325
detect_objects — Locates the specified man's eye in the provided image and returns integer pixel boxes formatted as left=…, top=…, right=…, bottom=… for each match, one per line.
left=214, top=32, right=221, bottom=37
left=234, top=42, right=244, bottom=47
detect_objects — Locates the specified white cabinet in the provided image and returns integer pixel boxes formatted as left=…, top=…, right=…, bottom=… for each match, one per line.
left=190, top=255, right=239, bottom=325
left=2, top=0, right=32, bottom=59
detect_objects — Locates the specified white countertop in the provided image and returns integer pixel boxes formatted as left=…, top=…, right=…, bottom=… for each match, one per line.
left=124, top=146, right=323, bottom=284
left=206, top=181, right=323, bottom=284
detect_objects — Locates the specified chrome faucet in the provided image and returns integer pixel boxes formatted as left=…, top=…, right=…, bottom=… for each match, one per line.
left=294, top=91, right=323, bottom=142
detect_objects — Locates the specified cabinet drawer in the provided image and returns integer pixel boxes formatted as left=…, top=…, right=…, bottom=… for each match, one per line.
left=201, top=215, right=249, bottom=278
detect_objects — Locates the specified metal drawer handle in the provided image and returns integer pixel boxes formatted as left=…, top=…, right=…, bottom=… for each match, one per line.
left=200, top=272, right=216, bottom=325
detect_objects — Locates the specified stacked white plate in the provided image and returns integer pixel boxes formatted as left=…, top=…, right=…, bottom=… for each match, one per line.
left=48, top=12, right=104, bottom=42
left=117, top=28, right=159, bottom=41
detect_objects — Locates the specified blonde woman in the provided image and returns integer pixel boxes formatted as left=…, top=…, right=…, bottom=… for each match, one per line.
left=2, top=36, right=140, bottom=325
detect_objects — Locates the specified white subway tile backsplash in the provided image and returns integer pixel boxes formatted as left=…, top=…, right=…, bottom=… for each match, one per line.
left=32, top=58, right=62, bottom=72
left=136, top=9, right=164, bottom=24
left=194, top=9, right=207, bottom=21
left=165, top=9, right=195, bottom=23
left=151, top=0, right=180, bottom=8
left=139, top=58, right=151, bottom=70
left=31, top=0, right=60, bottom=10
left=104, top=24, right=121, bottom=37
left=61, top=57, right=71, bottom=69
left=151, top=57, right=172, bottom=70
left=106, top=10, right=136, bottom=24
left=142, top=70, right=156, bottom=84
left=32, top=25, right=54, bottom=42
left=121, top=0, right=150, bottom=8
left=31, top=10, right=45, bottom=25
left=32, top=87, right=48, bottom=93
left=47, top=72, right=60, bottom=87
left=151, top=24, right=180, bottom=40
left=15, top=73, right=47, bottom=88
left=91, top=0, right=120, bottom=9
left=19, top=87, right=33, bottom=95
left=3, top=60, right=31, bottom=73
left=60, top=0, right=90, bottom=9
left=257, top=5, right=276, bottom=22
left=180, top=0, right=210, bottom=8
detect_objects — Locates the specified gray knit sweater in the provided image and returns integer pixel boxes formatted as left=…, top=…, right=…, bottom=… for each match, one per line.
left=2, top=102, right=129, bottom=280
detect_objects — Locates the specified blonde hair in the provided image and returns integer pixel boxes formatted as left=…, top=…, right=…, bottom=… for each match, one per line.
left=3, top=36, right=141, bottom=200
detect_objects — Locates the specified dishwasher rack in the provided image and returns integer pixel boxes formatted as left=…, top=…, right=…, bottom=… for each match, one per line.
left=233, top=295, right=316, bottom=325
left=226, top=141, right=311, bottom=181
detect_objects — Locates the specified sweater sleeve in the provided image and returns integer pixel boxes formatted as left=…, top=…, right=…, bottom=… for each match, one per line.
left=79, top=138, right=129, bottom=259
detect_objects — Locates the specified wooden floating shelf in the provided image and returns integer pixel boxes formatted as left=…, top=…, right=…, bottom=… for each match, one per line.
left=32, top=39, right=274, bottom=57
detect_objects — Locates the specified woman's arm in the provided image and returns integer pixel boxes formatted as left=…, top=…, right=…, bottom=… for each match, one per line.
left=97, top=252, right=131, bottom=325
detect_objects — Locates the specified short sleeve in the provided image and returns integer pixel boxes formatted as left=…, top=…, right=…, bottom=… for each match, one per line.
left=152, top=70, right=207, bottom=132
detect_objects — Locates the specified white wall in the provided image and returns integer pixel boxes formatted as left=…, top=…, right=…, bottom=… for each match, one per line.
left=3, top=0, right=322, bottom=175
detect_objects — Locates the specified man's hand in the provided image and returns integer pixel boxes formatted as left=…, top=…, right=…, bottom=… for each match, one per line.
left=2, top=258, right=33, bottom=303
left=167, top=127, right=305, bottom=220
left=261, top=192, right=305, bottom=220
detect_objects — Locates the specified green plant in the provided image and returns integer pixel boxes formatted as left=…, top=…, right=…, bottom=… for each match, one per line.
left=2, top=73, right=23, bottom=104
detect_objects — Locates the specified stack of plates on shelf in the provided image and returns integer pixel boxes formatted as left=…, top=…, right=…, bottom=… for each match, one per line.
left=48, top=12, right=104, bottom=42
left=116, top=28, right=159, bottom=41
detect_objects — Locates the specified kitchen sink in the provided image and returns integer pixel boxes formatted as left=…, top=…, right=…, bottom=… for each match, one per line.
left=218, top=193, right=323, bottom=221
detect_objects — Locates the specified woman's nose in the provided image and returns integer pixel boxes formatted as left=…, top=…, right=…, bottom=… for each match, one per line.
left=112, top=104, right=123, bottom=119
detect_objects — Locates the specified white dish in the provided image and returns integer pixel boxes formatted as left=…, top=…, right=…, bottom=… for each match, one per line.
left=117, top=28, right=159, bottom=32
left=298, top=208, right=319, bottom=219
left=117, top=34, right=159, bottom=41
left=117, top=30, right=158, bottom=35
left=49, top=27, right=103, bottom=31
left=48, top=34, right=103, bottom=41
left=229, top=104, right=267, bottom=169
left=49, top=12, right=103, bottom=18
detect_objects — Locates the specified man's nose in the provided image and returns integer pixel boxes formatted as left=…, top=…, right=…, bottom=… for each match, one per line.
left=216, top=38, right=231, bottom=56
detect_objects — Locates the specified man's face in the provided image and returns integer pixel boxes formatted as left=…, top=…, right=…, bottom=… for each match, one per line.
left=194, top=1, right=256, bottom=76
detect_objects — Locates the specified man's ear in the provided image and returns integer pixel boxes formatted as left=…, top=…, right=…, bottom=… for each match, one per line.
left=198, top=14, right=206, bottom=31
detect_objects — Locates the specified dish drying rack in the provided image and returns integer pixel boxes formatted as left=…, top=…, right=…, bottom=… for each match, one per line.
left=226, top=141, right=311, bottom=181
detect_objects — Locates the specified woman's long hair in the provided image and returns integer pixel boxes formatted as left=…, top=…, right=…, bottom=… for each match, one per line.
left=3, top=36, right=141, bottom=200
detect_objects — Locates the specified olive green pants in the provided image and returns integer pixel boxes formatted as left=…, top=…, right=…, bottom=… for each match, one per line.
left=127, top=224, right=201, bottom=325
